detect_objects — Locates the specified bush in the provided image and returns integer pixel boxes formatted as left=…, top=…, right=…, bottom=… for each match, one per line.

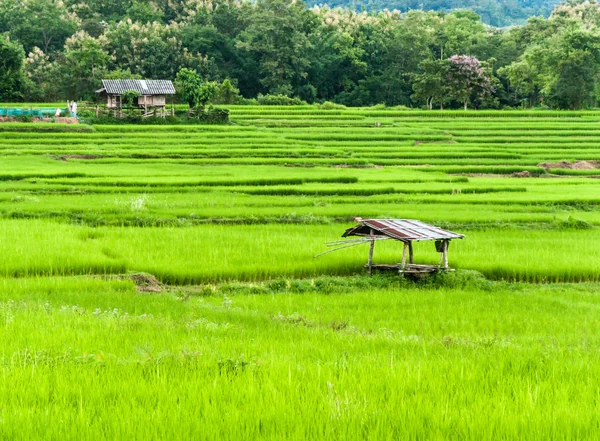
left=213, top=79, right=242, bottom=105
left=295, top=84, right=317, bottom=103
left=256, top=94, right=307, bottom=106
left=14, top=115, right=33, bottom=123
left=318, top=101, right=346, bottom=110
left=78, top=110, right=95, bottom=119
left=86, top=107, right=229, bottom=125
left=556, top=216, right=593, bottom=230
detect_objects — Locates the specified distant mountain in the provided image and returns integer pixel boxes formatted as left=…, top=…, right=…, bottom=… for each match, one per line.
left=305, top=0, right=562, bottom=27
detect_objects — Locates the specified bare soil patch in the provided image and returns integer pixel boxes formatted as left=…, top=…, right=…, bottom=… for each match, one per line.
left=56, top=154, right=100, bottom=161
left=537, top=160, right=600, bottom=170
left=127, top=273, right=162, bottom=293
left=466, top=171, right=532, bottom=178
left=511, top=171, right=532, bottom=178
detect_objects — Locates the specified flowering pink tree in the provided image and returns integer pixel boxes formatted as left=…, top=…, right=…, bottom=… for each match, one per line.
left=447, top=55, right=494, bottom=110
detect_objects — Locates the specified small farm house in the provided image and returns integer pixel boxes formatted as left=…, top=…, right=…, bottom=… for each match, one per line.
left=96, top=79, right=176, bottom=113
left=323, top=218, right=464, bottom=276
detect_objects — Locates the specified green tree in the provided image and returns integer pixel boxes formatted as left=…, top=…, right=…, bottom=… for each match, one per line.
left=306, top=14, right=368, bottom=102
left=214, top=79, right=241, bottom=104
left=63, top=0, right=133, bottom=21
left=502, top=24, right=600, bottom=109
left=126, top=1, right=164, bottom=23
left=104, top=20, right=218, bottom=80
left=411, top=59, right=450, bottom=110
left=24, top=47, right=55, bottom=101
left=236, top=0, right=314, bottom=96
left=432, top=11, right=487, bottom=60
left=175, top=68, right=219, bottom=110
left=103, top=68, right=142, bottom=80
left=121, top=89, right=141, bottom=116
left=497, top=59, right=538, bottom=107
left=0, top=34, right=27, bottom=101
left=56, top=31, right=112, bottom=99
left=0, top=0, right=78, bottom=55
left=546, top=28, right=600, bottom=109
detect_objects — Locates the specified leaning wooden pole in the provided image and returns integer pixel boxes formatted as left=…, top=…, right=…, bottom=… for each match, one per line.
left=368, top=229, right=375, bottom=275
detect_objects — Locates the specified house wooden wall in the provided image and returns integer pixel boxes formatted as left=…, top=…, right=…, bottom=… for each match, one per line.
left=106, top=94, right=167, bottom=108
left=139, top=95, right=166, bottom=106
left=107, top=95, right=120, bottom=109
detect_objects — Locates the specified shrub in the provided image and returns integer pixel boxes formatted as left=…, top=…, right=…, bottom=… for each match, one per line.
left=14, top=114, right=32, bottom=123
left=213, top=79, right=242, bottom=105
left=556, top=216, right=593, bottom=230
left=86, top=107, right=229, bottom=125
left=256, top=94, right=307, bottom=106
left=318, top=101, right=346, bottom=110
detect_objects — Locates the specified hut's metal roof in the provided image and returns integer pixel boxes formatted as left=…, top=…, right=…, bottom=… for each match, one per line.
left=343, top=219, right=464, bottom=242
left=97, top=80, right=176, bottom=95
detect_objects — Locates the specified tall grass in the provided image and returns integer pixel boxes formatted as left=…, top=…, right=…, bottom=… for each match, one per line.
left=1, top=107, right=600, bottom=439
left=0, top=220, right=597, bottom=283
left=1, top=277, right=600, bottom=439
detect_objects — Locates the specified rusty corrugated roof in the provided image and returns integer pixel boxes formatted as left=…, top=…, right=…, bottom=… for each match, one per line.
left=342, top=219, right=464, bottom=241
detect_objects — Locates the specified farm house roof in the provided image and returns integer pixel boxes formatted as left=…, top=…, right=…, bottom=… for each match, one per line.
left=342, top=219, right=464, bottom=242
left=96, top=80, right=176, bottom=95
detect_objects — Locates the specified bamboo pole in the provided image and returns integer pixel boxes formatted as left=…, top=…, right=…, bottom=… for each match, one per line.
left=325, top=237, right=389, bottom=247
left=313, top=241, right=369, bottom=258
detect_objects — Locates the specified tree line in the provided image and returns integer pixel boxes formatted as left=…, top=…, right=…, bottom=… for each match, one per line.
left=306, top=0, right=557, bottom=27
left=1, top=0, right=600, bottom=110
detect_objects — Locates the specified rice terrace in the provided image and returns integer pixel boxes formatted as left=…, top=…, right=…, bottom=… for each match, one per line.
left=2, top=105, right=600, bottom=439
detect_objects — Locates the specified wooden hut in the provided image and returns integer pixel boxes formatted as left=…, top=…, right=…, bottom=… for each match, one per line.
left=96, top=80, right=176, bottom=115
left=332, top=218, right=464, bottom=276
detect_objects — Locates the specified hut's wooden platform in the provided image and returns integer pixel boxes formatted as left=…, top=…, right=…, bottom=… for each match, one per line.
left=365, top=264, right=454, bottom=275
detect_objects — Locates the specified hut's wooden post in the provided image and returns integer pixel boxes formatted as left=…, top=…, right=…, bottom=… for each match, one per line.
left=401, top=242, right=408, bottom=268
left=443, top=240, right=449, bottom=269
left=408, top=241, right=414, bottom=264
left=96, top=105, right=99, bottom=117
left=368, top=229, right=375, bottom=275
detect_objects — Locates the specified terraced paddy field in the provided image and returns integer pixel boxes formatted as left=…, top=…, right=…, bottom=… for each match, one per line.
left=1, top=107, right=600, bottom=439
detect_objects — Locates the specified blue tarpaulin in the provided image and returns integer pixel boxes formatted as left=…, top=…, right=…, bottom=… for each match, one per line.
left=0, top=108, right=68, bottom=117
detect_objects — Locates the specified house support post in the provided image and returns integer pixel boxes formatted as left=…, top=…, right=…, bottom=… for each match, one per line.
left=401, top=242, right=408, bottom=269
left=443, top=240, right=449, bottom=269
left=367, top=229, right=375, bottom=275
left=408, top=241, right=414, bottom=264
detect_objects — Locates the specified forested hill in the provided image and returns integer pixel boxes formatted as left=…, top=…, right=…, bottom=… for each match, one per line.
left=3, top=0, right=600, bottom=110
left=306, top=0, right=560, bottom=27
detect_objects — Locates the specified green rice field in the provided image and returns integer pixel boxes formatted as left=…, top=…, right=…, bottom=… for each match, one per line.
left=1, top=106, right=600, bottom=439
